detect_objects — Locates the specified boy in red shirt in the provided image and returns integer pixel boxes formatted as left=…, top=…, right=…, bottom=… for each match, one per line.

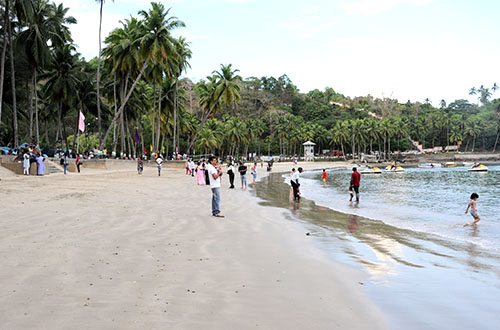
left=322, top=169, right=327, bottom=187
left=349, top=167, right=361, bottom=202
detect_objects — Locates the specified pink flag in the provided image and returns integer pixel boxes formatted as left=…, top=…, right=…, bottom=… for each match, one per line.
left=78, top=111, right=85, bottom=132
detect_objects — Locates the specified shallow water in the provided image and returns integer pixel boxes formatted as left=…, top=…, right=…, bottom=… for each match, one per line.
left=254, top=166, right=500, bottom=330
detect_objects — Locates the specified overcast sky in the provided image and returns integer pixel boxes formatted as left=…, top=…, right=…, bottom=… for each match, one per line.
left=55, top=0, right=500, bottom=106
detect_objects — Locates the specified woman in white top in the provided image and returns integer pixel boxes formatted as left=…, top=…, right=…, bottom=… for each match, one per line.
left=23, top=153, right=31, bottom=175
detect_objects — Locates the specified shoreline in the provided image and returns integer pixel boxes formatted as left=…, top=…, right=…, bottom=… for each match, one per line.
left=255, top=165, right=500, bottom=330
left=0, top=163, right=386, bottom=329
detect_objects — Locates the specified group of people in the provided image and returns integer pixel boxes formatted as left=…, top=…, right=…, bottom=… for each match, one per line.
left=22, top=151, right=45, bottom=176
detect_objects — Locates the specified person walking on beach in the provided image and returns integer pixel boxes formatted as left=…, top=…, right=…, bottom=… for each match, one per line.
left=207, top=156, right=224, bottom=218
left=227, top=162, right=235, bottom=189
left=23, top=152, right=30, bottom=175
left=156, top=156, right=163, bottom=176
left=196, top=161, right=205, bottom=185
left=465, top=193, right=480, bottom=225
left=137, top=158, right=144, bottom=174
left=63, top=152, right=69, bottom=175
left=239, top=161, right=248, bottom=189
left=322, top=169, right=327, bottom=188
left=76, top=154, right=82, bottom=173
left=189, top=159, right=195, bottom=177
left=291, top=167, right=303, bottom=202
left=349, top=167, right=361, bottom=202
left=251, top=162, right=257, bottom=186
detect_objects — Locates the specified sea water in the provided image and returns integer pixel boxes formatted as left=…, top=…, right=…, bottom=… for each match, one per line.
left=295, top=165, right=500, bottom=252
left=263, top=165, right=500, bottom=329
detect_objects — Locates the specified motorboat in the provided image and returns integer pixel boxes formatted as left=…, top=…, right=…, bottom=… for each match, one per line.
left=418, top=163, right=442, bottom=169
left=360, top=166, right=382, bottom=174
left=468, top=164, right=488, bottom=172
left=385, top=165, right=405, bottom=172
left=444, top=162, right=457, bottom=167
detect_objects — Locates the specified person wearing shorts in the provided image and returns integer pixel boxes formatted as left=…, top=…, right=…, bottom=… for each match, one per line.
left=238, top=162, right=247, bottom=189
left=349, top=167, right=360, bottom=202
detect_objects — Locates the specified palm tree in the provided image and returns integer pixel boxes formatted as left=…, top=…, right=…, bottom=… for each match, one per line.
left=187, top=64, right=241, bottom=153
left=331, top=121, right=349, bottom=160
left=19, top=0, right=76, bottom=144
left=41, top=44, right=82, bottom=149
left=96, top=0, right=115, bottom=144
left=464, top=119, right=481, bottom=152
left=100, top=3, right=185, bottom=150
left=173, top=37, right=191, bottom=154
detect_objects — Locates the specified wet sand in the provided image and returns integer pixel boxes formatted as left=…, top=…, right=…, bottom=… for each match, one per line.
left=0, top=164, right=385, bottom=330
left=255, top=169, right=500, bottom=330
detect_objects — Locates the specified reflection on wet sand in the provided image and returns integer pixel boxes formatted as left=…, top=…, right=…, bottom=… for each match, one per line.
left=255, top=172, right=500, bottom=279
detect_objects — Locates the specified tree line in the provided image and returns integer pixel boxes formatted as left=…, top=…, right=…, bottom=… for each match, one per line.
left=0, top=1, right=499, bottom=159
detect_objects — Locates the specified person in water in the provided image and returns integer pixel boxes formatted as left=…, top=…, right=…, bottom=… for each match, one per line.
left=322, top=169, right=327, bottom=188
left=465, top=193, right=480, bottom=225
left=349, top=167, right=361, bottom=202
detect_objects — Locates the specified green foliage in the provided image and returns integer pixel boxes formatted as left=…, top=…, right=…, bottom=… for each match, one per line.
left=67, top=134, right=100, bottom=153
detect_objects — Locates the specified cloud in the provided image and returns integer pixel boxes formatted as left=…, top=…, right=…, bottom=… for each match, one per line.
left=279, top=11, right=336, bottom=38
left=341, top=0, right=434, bottom=16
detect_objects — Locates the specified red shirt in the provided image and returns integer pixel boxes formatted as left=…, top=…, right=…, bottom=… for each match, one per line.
left=351, top=171, right=361, bottom=187
left=322, top=172, right=327, bottom=179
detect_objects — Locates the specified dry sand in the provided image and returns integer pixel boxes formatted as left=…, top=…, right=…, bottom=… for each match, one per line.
left=0, top=163, right=386, bottom=330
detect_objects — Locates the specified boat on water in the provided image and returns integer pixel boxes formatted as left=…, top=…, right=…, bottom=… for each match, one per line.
left=360, top=166, right=382, bottom=174
left=444, top=162, right=457, bottom=167
left=418, top=163, right=442, bottom=169
left=468, top=164, right=488, bottom=172
left=385, top=165, right=405, bottom=172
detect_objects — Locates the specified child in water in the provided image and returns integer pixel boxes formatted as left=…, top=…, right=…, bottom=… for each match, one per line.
left=322, top=169, right=327, bottom=187
left=465, top=193, right=480, bottom=225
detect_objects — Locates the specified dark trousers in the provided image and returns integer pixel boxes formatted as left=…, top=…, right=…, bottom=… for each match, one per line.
left=291, top=180, right=300, bottom=201
left=229, top=172, right=235, bottom=188
left=77, top=164, right=81, bottom=173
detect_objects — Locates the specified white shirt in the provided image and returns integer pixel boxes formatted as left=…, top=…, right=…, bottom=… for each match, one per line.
left=207, top=163, right=221, bottom=188
left=291, top=171, right=300, bottom=184
left=156, top=158, right=163, bottom=166
left=189, top=161, right=195, bottom=169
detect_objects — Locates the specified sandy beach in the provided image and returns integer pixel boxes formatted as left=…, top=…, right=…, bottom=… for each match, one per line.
left=0, top=162, right=386, bottom=330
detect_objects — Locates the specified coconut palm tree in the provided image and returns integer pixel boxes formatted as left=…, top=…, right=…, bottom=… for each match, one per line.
left=100, top=3, right=185, bottom=150
left=187, top=64, right=241, bottom=153
left=173, top=37, right=191, bottom=154
left=96, top=0, right=114, bottom=144
left=41, top=44, right=82, bottom=149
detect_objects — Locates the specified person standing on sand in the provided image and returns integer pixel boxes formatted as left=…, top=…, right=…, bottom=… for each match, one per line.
left=207, top=156, right=224, bottom=218
left=63, top=152, right=69, bottom=175
left=238, top=161, right=248, bottom=189
left=290, top=167, right=303, bottom=202
left=251, top=162, right=257, bottom=185
left=36, top=152, right=45, bottom=176
left=322, top=169, right=327, bottom=188
left=76, top=154, right=82, bottom=173
left=23, top=152, right=30, bottom=175
left=189, top=159, right=195, bottom=177
left=349, top=167, right=361, bottom=202
left=137, top=158, right=144, bottom=174
left=156, top=156, right=163, bottom=176
left=227, top=162, right=235, bottom=189
left=465, top=193, right=480, bottom=225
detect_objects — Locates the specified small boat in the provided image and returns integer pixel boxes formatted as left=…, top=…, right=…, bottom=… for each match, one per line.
left=418, top=163, right=442, bottom=169
left=468, top=164, right=488, bottom=172
left=385, top=165, right=405, bottom=172
left=361, top=167, right=382, bottom=174
left=444, top=162, right=457, bottom=167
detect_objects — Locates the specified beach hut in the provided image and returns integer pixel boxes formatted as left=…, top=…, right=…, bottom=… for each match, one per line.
left=303, top=141, right=316, bottom=161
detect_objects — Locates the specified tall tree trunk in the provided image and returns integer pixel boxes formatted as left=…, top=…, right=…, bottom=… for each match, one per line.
left=96, top=0, right=104, bottom=143
left=472, top=136, right=476, bottom=153
left=112, top=75, right=119, bottom=154
left=8, top=10, right=18, bottom=147
left=29, top=69, right=34, bottom=140
left=0, top=0, right=8, bottom=135
left=120, top=111, right=125, bottom=157
left=152, top=83, right=156, bottom=152
left=140, top=120, right=145, bottom=157
left=100, top=58, right=150, bottom=150
left=34, top=69, right=39, bottom=144
left=155, top=86, right=161, bottom=153
left=173, top=80, right=177, bottom=155
left=493, top=127, right=500, bottom=152
left=160, top=132, right=165, bottom=156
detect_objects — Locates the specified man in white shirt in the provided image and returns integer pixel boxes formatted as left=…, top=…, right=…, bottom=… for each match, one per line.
left=156, top=156, right=163, bottom=176
left=189, top=159, right=195, bottom=177
left=207, top=156, right=224, bottom=217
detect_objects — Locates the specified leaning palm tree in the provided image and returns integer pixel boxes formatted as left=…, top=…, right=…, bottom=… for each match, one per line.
left=186, top=64, right=241, bottom=153
left=172, top=37, right=191, bottom=154
left=96, top=0, right=114, bottom=144
left=100, top=2, right=185, bottom=150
